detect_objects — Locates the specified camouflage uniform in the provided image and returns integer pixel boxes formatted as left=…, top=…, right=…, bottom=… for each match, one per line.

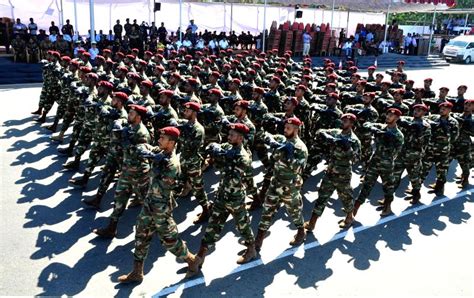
left=356, top=123, right=404, bottom=205
left=95, top=110, right=129, bottom=197
left=451, top=112, right=473, bottom=177
left=178, top=120, right=208, bottom=206
left=110, top=122, right=151, bottom=221
left=420, top=114, right=459, bottom=185
left=393, top=116, right=431, bottom=192
left=202, top=143, right=255, bottom=247
left=312, top=129, right=361, bottom=216
left=258, top=134, right=308, bottom=231
left=133, top=145, right=190, bottom=261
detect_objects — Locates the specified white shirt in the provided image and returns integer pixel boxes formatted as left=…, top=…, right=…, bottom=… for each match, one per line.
left=63, top=34, right=72, bottom=42
left=209, top=40, right=217, bottom=49
left=196, top=39, right=204, bottom=49
left=218, top=39, right=229, bottom=49
left=49, top=34, right=57, bottom=43
left=89, top=47, right=99, bottom=60
left=182, top=39, right=192, bottom=48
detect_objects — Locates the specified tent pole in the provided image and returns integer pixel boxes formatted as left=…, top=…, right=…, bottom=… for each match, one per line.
left=89, top=0, right=95, bottom=43
left=73, top=0, right=78, bottom=35
left=262, top=0, right=267, bottom=52
left=382, top=2, right=391, bottom=54
left=179, top=0, right=182, bottom=42
left=464, top=13, right=469, bottom=33
left=230, top=2, right=233, bottom=32
left=224, top=1, right=226, bottom=32
left=346, top=9, right=349, bottom=34
left=60, top=0, right=64, bottom=28
left=109, top=3, right=112, bottom=32
left=427, top=5, right=437, bottom=56
left=331, top=0, right=335, bottom=29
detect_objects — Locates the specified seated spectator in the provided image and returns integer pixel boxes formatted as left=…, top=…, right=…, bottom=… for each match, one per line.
left=89, top=42, right=99, bottom=62
left=11, top=35, right=26, bottom=61
left=26, top=36, right=40, bottom=63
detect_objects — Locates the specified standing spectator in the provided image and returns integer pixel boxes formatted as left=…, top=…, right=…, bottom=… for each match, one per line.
left=114, top=20, right=123, bottom=40
left=132, top=19, right=140, bottom=33
left=339, top=29, right=346, bottom=47
left=403, top=33, right=412, bottom=55
left=209, top=36, right=218, bottom=54
left=28, top=18, right=38, bottom=36
left=411, top=34, right=418, bottom=55
left=157, top=22, right=167, bottom=44
left=218, top=36, right=229, bottom=50
left=124, top=18, right=132, bottom=36
left=128, top=27, right=142, bottom=51
left=342, top=38, right=353, bottom=57
left=302, top=30, right=312, bottom=56
left=49, top=21, right=59, bottom=35
left=149, top=22, right=158, bottom=37
left=37, top=29, right=48, bottom=42
left=62, top=19, right=74, bottom=37
left=13, top=18, right=27, bottom=38
left=366, top=31, right=374, bottom=43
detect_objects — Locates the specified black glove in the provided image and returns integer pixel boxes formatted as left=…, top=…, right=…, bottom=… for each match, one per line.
left=278, top=142, right=295, bottom=160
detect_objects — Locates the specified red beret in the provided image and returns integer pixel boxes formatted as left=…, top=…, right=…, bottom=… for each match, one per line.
left=172, top=72, right=182, bottom=79
left=184, top=101, right=201, bottom=112
left=285, top=97, right=299, bottom=106
left=352, top=73, right=361, bottom=79
left=392, top=71, right=402, bottom=77
left=204, top=58, right=212, bottom=64
left=76, top=49, right=85, bottom=54
left=458, top=85, right=468, bottom=90
left=128, top=104, right=148, bottom=117
left=61, top=56, right=71, bottom=62
left=349, top=66, right=358, bottom=72
left=302, top=75, right=312, bottom=81
left=439, top=101, right=453, bottom=108
left=187, top=78, right=199, bottom=86
left=126, top=54, right=135, bottom=59
left=328, top=92, right=339, bottom=100
left=393, top=89, right=406, bottom=95
left=227, top=49, right=233, bottom=53
left=364, top=92, right=376, bottom=99
left=327, top=74, right=338, bottom=80
left=248, top=69, right=256, bottom=75
left=253, top=87, right=265, bottom=95
left=232, top=60, right=240, bottom=65
left=155, top=53, right=164, bottom=59
left=252, top=63, right=261, bottom=68
left=326, top=83, right=337, bottom=88
left=95, top=55, right=106, bottom=62
left=103, top=49, right=112, bottom=54
left=80, top=66, right=92, bottom=73
left=381, top=81, right=392, bottom=86
left=82, top=52, right=91, bottom=57
left=234, top=100, right=249, bottom=109
left=341, top=113, right=357, bottom=122
left=398, top=60, right=406, bottom=65
left=296, top=84, right=307, bottom=91
left=413, top=104, right=429, bottom=112
left=271, top=76, right=281, bottom=84
left=98, top=81, right=114, bottom=89
left=193, top=65, right=201, bottom=71
left=170, top=50, right=177, bottom=54
left=368, top=65, right=376, bottom=70
left=144, top=50, right=153, bottom=56
left=131, top=48, right=139, bottom=53
left=157, top=48, right=164, bottom=54
left=285, top=117, right=302, bottom=126
left=275, top=69, right=284, bottom=75
left=117, top=66, right=128, bottom=72
left=357, top=80, right=367, bottom=87
left=155, top=65, right=165, bottom=71
left=127, top=72, right=140, bottom=80
left=113, top=92, right=129, bottom=102
left=229, top=123, right=250, bottom=135
left=140, top=80, right=153, bottom=88
left=405, top=80, right=414, bottom=84
left=138, top=60, right=147, bottom=66
left=231, top=78, right=241, bottom=85
left=209, top=88, right=223, bottom=97
left=439, top=87, right=450, bottom=92
left=161, top=126, right=180, bottom=139
left=87, top=73, right=99, bottom=80
left=424, top=78, right=433, bottom=82
left=346, top=61, right=354, bottom=66
left=465, top=99, right=474, bottom=103
left=259, top=52, right=267, bottom=57
left=116, top=52, right=125, bottom=57
left=223, top=64, right=231, bottom=70
left=160, top=90, right=174, bottom=97
left=387, top=108, right=402, bottom=116
left=70, top=60, right=80, bottom=67
left=185, top=54, right=192, bottom=59
left=195, top=51, right=203, bottom=55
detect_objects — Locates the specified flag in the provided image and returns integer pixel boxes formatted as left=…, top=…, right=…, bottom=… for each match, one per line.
left=374, top=58, right=378, bottom=68
left=338, top=60, right=342, bottom=70
left=45, top=8, right=54, bottom=16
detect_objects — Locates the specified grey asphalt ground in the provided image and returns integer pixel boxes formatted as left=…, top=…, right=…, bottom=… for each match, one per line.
left=0, top=64, right=473, bottom=297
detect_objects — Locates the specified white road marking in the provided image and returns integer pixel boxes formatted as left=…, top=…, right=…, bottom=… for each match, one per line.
left=152, top=188, right=473, bottom=297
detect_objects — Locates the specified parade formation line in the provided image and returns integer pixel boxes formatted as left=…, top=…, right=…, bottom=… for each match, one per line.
left=153, top=188, right=473, bottom=297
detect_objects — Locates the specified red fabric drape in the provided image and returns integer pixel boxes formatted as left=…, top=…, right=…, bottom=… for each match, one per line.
left=405, top=0, right=456, bottom=7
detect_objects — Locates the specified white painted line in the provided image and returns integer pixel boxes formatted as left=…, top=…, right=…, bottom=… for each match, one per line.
left=152, top=188, right=473, bottom=297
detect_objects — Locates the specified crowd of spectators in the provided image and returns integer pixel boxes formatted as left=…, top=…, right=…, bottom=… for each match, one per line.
left=2, top=17, right=263, bottom=63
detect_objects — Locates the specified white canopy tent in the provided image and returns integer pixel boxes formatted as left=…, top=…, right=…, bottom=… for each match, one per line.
left=0, top=0, right=456, bottom=54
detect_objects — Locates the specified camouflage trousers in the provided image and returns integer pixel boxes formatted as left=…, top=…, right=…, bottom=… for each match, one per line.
left=358, top=135, right=373, bottom=170
left=393, top=150, right=423, bottom=191
left=96, top=147, right=123, bottom=197
left=73, top=125, right=94, bottom=159
left=312, top=170, right=353, bottom=216
left=357, top=156, right=396, bottom=204
left=451, top=141, right=472, bottom=175
left=420, top=148, right=450, bottom=184
left=40, top=84, right=61, bottom=113
left=83, top=140, right=109, bottom=175
left=55, top=88, right=71, bottom=120
left=258, top=176, right=305, bottom=231
left=110, top=169, right=150, bottom=221
left=253, top=131, right=272, bottom=170
left=59, top=98, right=79, bottom=134
left=202, top=192, right=254, bottom=247
left=181, top=156, right=208, bottom=206
left=133, top=195, right=189, bottom=262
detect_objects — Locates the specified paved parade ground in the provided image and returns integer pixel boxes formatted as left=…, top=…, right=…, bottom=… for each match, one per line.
left=0, top=64, right=473, bottom=297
